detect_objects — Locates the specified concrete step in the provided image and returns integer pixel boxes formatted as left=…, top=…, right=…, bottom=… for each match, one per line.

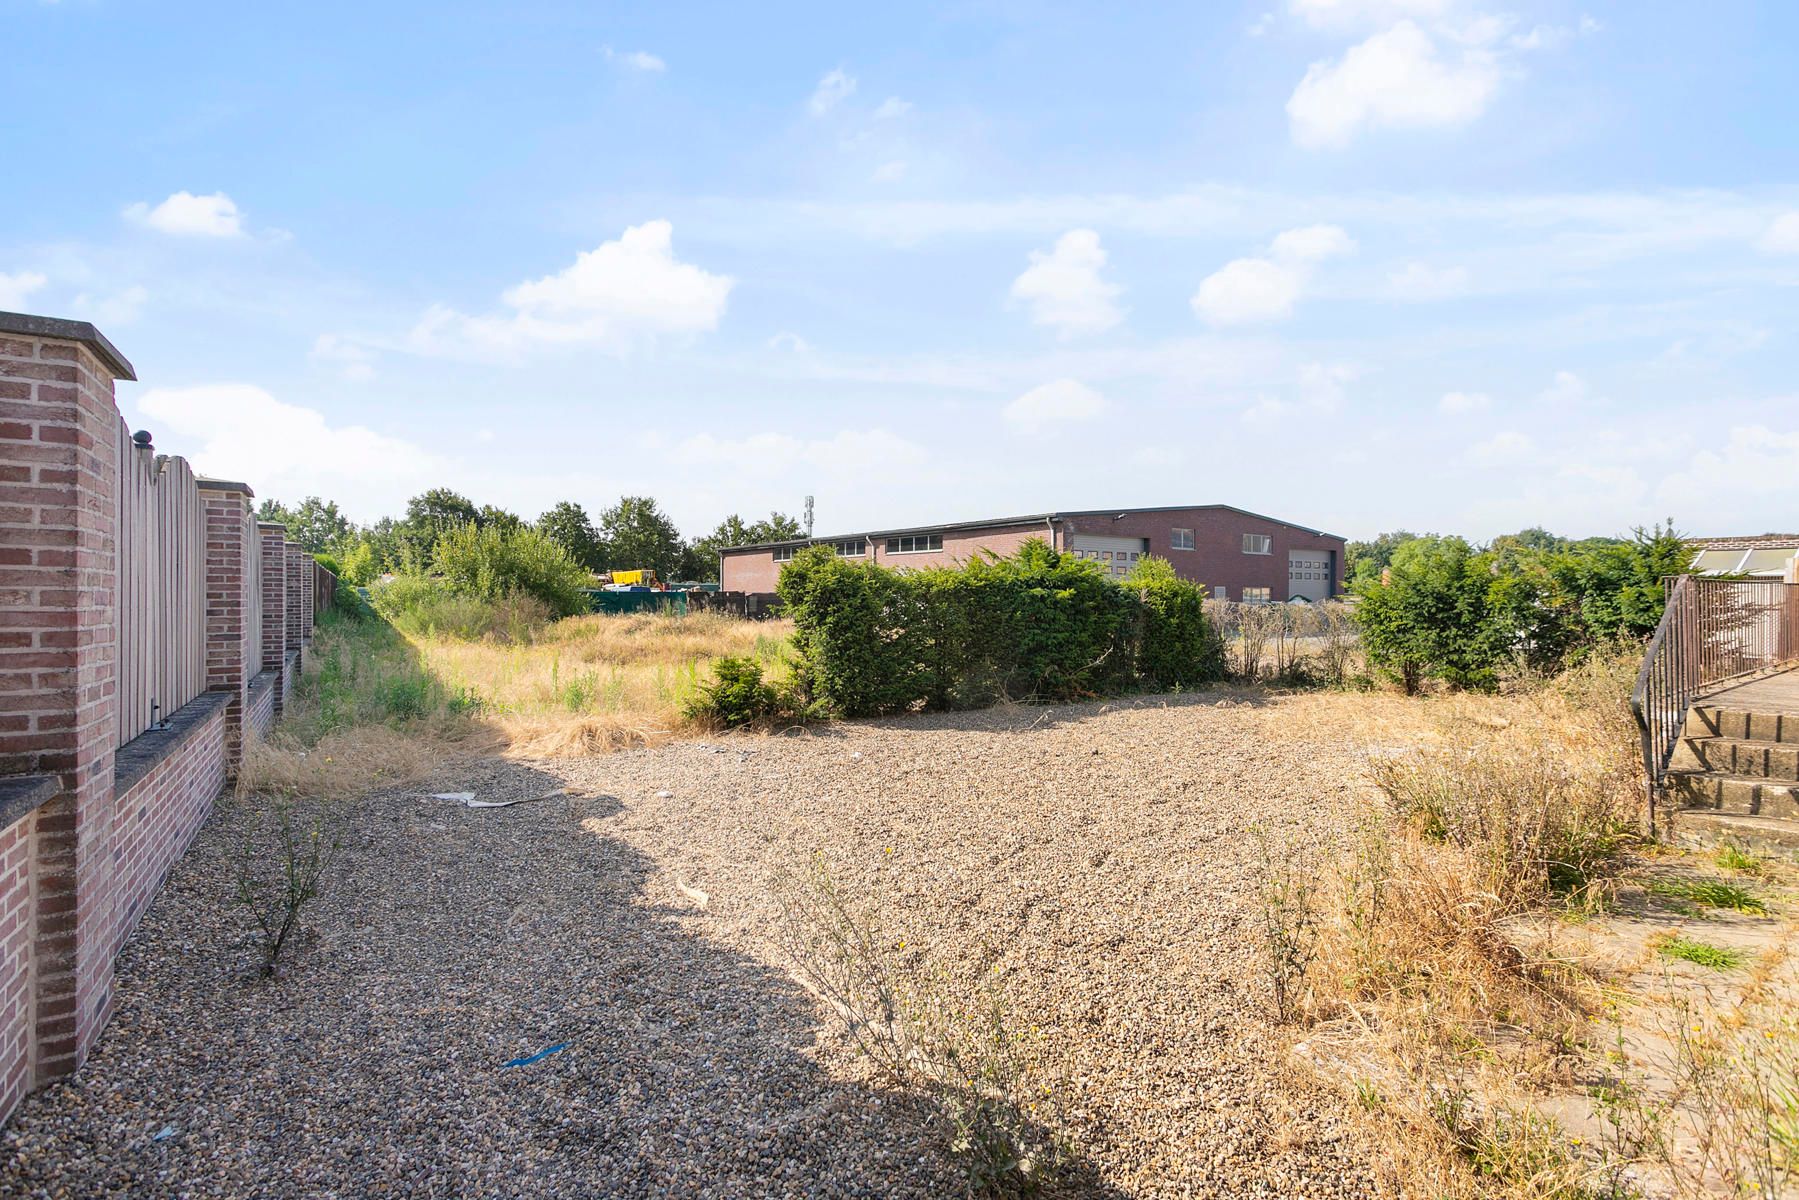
left=1670, top=771, right=1799, bottom=818
left=1689, top=705, right=1799, bottom=745
left=1669, top=809, right=1799, bottom=856
left=1684, top=737, right=1799, bottom=780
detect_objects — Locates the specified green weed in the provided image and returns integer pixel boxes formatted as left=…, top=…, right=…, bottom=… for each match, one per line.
left=1657, top=936, right=1745, bottom=971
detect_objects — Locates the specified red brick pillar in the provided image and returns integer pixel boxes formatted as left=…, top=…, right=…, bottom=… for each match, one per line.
left=199, top=483, right=255, bottom=775
left=257, top=524, right=287, bottom=714
left=0, top=314, right=133, bottom=1101
left=284, top=548, right=306, bottom=668
left=299, top=554, right=315, bottom=641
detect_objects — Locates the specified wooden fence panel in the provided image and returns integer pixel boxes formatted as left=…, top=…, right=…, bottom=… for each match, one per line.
left=115, top=420, right=206, bottom=747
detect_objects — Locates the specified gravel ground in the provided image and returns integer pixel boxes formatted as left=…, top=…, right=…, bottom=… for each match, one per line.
left=1, top=689, right=1402, bottom=1198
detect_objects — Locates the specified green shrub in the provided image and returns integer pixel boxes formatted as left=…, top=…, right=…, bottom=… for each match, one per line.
left=430, top=522, right=591, bottom=618
left=331, top=581, right=375, bottom=621
left=779, top=538, right=1222, bottom=719
left=1127, top=556, right=1227, bottom=688
left=684, top=656, right=779, bottom=726
left=369, top=575, right=551, bottom=641
left=778, top=546, right=926, bottom=718
left=1353, top=536, right=1506, bottom=694
left=337, top=539, right=380, bottom=586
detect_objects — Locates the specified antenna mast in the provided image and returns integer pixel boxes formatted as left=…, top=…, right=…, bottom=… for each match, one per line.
left=803, top=495, right=815, bottom=537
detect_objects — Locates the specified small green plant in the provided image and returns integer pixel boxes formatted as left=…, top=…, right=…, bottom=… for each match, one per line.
left=1647, top=877, right=1768, bottom=915
left=1657, top=935, right=1745, bottom=971
left=1714, top=842, right=1764, bottom=875
left=233, top=799, right=340, bottom=978
left=683, top=655, right=778, bottom=726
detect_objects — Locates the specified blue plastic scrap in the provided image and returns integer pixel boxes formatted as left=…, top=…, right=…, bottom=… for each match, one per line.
left=503, top=1041, right=571, bottom=1069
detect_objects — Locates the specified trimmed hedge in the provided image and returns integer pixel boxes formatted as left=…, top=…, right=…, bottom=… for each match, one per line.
left=777, top=539, right=1225, bottom=718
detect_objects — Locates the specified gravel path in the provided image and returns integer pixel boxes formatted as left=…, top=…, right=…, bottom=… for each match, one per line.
left=1, top=690, right=1403, bottom=1198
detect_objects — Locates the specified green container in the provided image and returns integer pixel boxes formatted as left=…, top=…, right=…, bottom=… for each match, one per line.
left=584, top=589, right=689, bottom=616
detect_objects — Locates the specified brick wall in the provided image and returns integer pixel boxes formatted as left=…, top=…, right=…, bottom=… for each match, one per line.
left=246, top=673, right=277, bottom=743
left=0, top=314, right=333, bottom=1126
left=257, top=524, right=286, bottom=675
left=107, top=695, right=226, bottom=958
left=285, top=549, right=306, bottom=663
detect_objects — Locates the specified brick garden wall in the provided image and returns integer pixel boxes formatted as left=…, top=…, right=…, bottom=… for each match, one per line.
left=0, top=313, right=332, bottom=1126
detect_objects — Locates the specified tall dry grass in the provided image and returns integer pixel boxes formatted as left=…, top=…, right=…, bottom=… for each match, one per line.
left=1263, top=648, right=1648, bottom=1197
left=240, top=607, right=794, bottom=796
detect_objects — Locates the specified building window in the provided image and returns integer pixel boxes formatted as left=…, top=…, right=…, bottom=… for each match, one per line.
left=1242, top=534, right=1272, bottom=555
left=1213, top=585, right=1227, bottom=600
left=772, top=545, right=798, bottom=562
left=1171, top=528, right=1194, bottom=551
left=828, top=538, right=867, bottom=557
left=886, top=534, right=943, bottom=554
left=1242, top=586, right=1272, bottom=602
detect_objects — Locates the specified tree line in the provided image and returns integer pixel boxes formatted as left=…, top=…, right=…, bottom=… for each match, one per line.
left=255, top=490, right=805, bottom=586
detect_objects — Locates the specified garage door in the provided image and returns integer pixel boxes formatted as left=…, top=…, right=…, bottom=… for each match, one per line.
left=1070, top=534, right=1149, bottom=579
left=1287, top=551, right=1333, bottom=601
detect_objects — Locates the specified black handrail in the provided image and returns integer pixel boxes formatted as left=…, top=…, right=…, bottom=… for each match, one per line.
left=1631, top=575, right=1799, bottom=828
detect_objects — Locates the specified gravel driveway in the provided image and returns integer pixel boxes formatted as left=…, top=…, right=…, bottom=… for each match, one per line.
left=1, top=690, right=1399, bottom=1198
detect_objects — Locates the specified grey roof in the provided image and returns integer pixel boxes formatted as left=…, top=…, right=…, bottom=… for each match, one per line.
left=0, top=310, right=136, bottom=380
left=719, top=504, right=1344, bottom=554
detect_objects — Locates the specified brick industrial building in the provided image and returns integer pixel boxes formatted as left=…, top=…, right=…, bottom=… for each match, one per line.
left=719, top=504, right=1346, bottom=600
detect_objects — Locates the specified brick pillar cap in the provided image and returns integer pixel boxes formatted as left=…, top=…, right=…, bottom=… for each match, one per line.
left=0, top=310, right=135, bottom=380
left=256, top=521, right=287, bottom=531
left=195, top=477, right=254, bottom=497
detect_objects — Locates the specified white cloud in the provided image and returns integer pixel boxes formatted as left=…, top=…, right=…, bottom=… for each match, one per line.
left=1191, top=224, right=1352, bottom=325
left=1438, top=390, right=1489, bottom=413
left=310, top=333, right=377, bottom=382
left=873, top=96, right=912, bottom=119
left=872, top=160, right=908, bottom=183
left=71, top=285, right=148, bottom=326
left=405, top=220, right=733, bottom=359
left=1539, top=370, right=1588, bottom=406
left=1387, top=260, right=1469, bottom=299
left=136, top=384, right=442, bottom=518
left=1287, top=20, right=1500, bottom=149
left=1758, top=212, right=1799, bottom=255
left=603, top=47, right=665, bottom=71
left=1193, top=259, right=1301, bottom=325
left=1469, top=429, right=1532, bottom=465
left=767, top=331, right=811, bottom=353
left=1287, top=0, right=1451, bottom=33
left=809, top=68, right=857, bottom=116
left=0, top=271, right=47, bottom=310
left=1003, top=379, right=1108, bottom=433
left=1009, top=229, right=1124, bottom=338
left=123, top=191, right=245, bottom=237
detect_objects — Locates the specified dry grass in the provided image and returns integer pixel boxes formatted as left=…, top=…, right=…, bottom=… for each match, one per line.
left=1267, top=649, right=1649, bottom=1197
left=242, top=609, right=794, bottom=796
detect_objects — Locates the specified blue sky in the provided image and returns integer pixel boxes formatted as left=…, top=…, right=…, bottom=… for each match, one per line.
left=5, top=0, right=1798, bottom=542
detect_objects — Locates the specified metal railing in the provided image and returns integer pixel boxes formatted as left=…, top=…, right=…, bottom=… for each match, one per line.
left=1631, top=575, right=1799, bottom=820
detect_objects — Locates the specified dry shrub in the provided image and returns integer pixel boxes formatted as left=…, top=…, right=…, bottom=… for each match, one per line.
left=1276, top=652, right=1646, bottom=1196
left=771, top=853, right=1068, bottom=1196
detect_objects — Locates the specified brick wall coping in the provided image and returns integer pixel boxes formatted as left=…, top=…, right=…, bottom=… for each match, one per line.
left=249, top=670, right=278, bottom=699
left=255, top=521, right=287, bottom=530
left=194, top=477, right=254, bottom=496
left=113, top=691, right=231, bottom=800
left=0, top=310, right=135, bottom=380
left=0, top=775, right=60, bottom=835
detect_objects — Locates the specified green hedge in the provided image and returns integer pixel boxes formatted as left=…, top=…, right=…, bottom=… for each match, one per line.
left=777, top=539, right=1224, bottom=718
